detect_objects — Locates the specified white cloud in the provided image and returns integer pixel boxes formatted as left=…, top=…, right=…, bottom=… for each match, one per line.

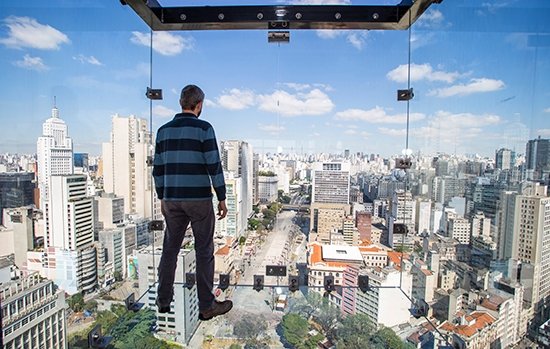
left=379, top=127, right=407, bottom=137
left=13, top=54, right=48, bottom=71
left=0, top=16, right=70, bottom=50
left=429, top=110, right=500, bottom=128
left=387, top=63, right=460, bottom=83
left=428, top=78, right=505, bottom=97
left=537, top=129, right=550, bottom=137
left=257, top=89, right=334, bottom=116
left=204, top=99, right=217, bottom=108
left=335, top=106, right=425, bottom=124
left=544, top=107, right=550, bottom=113
left=346, top=31, right=369, bottom=50
left=217, top=89, right=256, bottom=110
left=153, top=105, right=177, bottom=118
left=131, top=31, right=194, bottom=56
left=258, top=124, right=285, bottom=133
left=415, top=9, right=444, bottom=28
left=344, top=129, right=357, bottom=135
left=73, top=54, right=102, bottom=66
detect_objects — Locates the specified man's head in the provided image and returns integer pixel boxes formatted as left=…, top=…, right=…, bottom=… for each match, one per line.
left=180, top=84, right=205, bottom=116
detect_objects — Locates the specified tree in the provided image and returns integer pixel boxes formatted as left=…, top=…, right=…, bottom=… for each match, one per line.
left=229, top=344, right=243, bottom=349
left=336, top=314, right=374, bottom=349
left=281, top=313, right=309, bottom=347
left=84, top=300, right=98, bottom=312
left=248, top=218, right=260, bottom=230
left=369, top=327, right=405, bottom=349
left=68, top=292, right=85, bottom=312
left=313, top=300, right=342, bottom=340
left=114, top=270, right=123, bottom=282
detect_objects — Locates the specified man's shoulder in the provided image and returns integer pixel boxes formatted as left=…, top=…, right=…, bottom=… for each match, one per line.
left=158, top=115, right=213, bottom=132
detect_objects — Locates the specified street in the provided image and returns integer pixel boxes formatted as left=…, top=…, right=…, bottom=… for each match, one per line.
left=188, top=210, right=308, bottom=348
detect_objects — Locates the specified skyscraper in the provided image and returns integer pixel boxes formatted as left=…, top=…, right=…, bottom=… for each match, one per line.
left=312, top=162, right=350, bottom=204
left=495, top=148, right=516, bottom=171
left=44, top=175, right=97, bottom=294
left=102, top=114, right=157, bottom=219
left=220, top=140, right=254, bottom=222
left=36, top=105, right=73, bottom=205
left=0, top=172, right=35, bottom=225
left=525, top=137, right=550, bottom=181
left=511, top=183, right=550, bottom=308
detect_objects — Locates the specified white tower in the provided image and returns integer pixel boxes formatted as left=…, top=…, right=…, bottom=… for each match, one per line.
left=36, top=103, right=73, bottom=205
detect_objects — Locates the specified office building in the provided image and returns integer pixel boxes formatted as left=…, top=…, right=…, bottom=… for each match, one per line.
left=258, top=174, right=278, bottom=203
left=102, top=114, right=158, bottom=219
left=525, top=137, right=550, bottom=181
left=312, top=162, right=350, bottom=204
left=221, top=140, right=253, bottom=221
left=1, top=273, right=67, bottom=349
left=511, top=183, right=550, bottom=308
left=36, top=105, right=73, bottom=205
left=44, top=175, right=96, bottom=294
left=1, top=207, right=35, bottom=269
left=495, top=148, right=516, bottom=171
left=0, top=172, right=35, bottom=225
left=137, top=246, right=199, bottom=345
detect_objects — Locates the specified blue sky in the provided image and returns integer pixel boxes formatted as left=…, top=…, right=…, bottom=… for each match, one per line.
left=0, top=0, right=549, bottom=157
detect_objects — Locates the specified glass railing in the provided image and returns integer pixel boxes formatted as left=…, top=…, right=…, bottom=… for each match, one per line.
left=1, top=0, right=549, bottom=349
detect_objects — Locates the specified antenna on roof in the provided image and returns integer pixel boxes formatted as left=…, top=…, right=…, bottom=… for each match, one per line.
left=53, top=96, right=57, bottom=108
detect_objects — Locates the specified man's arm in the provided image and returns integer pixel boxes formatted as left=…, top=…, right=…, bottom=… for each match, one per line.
left=203, top=125, right=226, bottom=202
left=152, top=130, right=165, bottom=200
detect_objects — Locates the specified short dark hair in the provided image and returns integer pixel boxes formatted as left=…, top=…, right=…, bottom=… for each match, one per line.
left=180, top=85, right=205, bottom=110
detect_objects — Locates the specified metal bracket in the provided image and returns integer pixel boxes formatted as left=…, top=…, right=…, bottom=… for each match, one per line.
left=397, top=88, right=414, bottom=101
left=185, top=272, right=196, bottom=290
left=393, top=223, right=408, bottom=235
left=149, top=220, right=164, bottom=231
left=395, top=157, right=412, bottom=170
left=218, top=274, right=230, bottom=291
left=122, top=0, right=443, bottom=31
left=88, top=325, right=111, bottom=349
left=324, top=275, right=335, bottom=293
left=268, top=31, right=290, bottom=43
left=253, top=275, right=264, bottom=292
left=358, top=275, right=371, bottom=293
left=289, top=275, right=299, bottom=292
left=409, top=298, right=429, bottom=319
left=124, top=293, right=142, bottom=312
left=266, top=265, right=287, bottom=277
left=146, top=87, right=163, bottom=100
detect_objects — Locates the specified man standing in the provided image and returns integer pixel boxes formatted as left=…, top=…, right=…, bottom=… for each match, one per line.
left=153, top=84, right=233, bottom=320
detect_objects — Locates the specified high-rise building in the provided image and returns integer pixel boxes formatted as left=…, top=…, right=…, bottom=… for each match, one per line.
left=44, top=175, right=97, bottom=294
left=511, top=183, right=550, bottom=308
left=36, top=106, right=73, bottom=205
left=310, top=203, right=350, bottom=243
left=471, top=211, right=491, bottom=239
left=214, top=173, right=244, bottom=237
left=342, top=216, right=359, bottom=246
left=447, top=216, right=471, bottom=245
left=252, top=153, right=260, bottom=205
left=495, top=148, right=516, bottom=171
left=312, top=162, right=350, bottom=204
left=387, top=190, right=416, bottom=247
left=355, top=211, right=372, bottom=242
left=525, top=137, right=550, bottom=180
left=220, top=140, right=253, bottom=221
left=416, top=199, right=431, bottom=235
left=1, top=207, right=35, bottom=269
left=137, top=246, right=199, bottom=346
left=258, top=174, right=278, bottom=203
left=1, top=273, right=67, bottom=349
left=102, top=114, right=158, bottom=219
left=496, top=191, right=518, bottom=260
left=0, top=172, right=35, bottom=226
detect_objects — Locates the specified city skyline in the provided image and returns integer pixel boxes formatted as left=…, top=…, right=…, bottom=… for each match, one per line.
left=0, top=1, right=549, bottom=156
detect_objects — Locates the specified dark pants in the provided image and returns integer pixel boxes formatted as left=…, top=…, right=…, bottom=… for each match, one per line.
left=157, top=200, right=215, bottom=311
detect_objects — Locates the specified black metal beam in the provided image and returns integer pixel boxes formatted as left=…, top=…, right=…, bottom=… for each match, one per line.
left=122, top=0, right=442, bottom=31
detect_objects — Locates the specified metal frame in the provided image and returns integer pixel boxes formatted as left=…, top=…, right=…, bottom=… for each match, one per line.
left=122, top=0, right=442, bottom=31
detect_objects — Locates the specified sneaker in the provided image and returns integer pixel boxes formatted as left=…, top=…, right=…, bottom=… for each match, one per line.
left=199, top=300, right=233, bottom=321
left=156, top=298, right=171, bottom=313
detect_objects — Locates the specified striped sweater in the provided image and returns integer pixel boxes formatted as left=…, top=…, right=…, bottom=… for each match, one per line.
left=153, top=113, right=226, bottom=201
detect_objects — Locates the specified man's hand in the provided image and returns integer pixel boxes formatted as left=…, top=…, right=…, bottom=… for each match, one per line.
left=217, top=200, right=228, bottom=220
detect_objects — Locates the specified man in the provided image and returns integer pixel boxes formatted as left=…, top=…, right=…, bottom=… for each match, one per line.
left=153, top=84, right=233, bottom=321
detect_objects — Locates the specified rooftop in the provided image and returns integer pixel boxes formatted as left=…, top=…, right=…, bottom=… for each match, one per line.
left=439, top=311, right=496, bottom=339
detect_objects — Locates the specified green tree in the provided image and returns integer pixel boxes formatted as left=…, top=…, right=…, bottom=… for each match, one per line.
left=281, top=313, right=309, bottom=347
left=369, top=327, right=404, bottom=349
left=229, top=344, right=243, bottom=349
left=248, top=218, right=260, bottom=230
left=313, top=300, right=341, bottom=340
left=394, top=245, right=410, bottom=253
left=84, top=300, right=98, bottom=312
left=68, top=292, right=85, bottom=312
left=114, top=270, right=123, bottom=282
left=336, top=314, right=374, bottom=349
